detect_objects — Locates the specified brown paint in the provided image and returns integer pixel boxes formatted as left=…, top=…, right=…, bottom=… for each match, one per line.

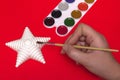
left=71, top=10, right=82, bottom=19
left=85, top=0, right=94, bottom=3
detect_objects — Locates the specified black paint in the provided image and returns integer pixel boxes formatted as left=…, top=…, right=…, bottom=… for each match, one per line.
left=51, top=10, right=62, bottom=18
left=44, top=17, right=55, bottom=26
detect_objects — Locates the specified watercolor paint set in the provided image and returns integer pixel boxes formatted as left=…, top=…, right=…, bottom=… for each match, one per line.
left=43, top=0, right=97, bottom=36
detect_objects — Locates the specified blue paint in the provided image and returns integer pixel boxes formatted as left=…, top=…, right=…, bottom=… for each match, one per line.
left=65, top=0, right=75, bottom=3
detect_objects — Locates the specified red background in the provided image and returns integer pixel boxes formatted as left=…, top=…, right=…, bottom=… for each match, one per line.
left=0, top=0, right=120, bottom=80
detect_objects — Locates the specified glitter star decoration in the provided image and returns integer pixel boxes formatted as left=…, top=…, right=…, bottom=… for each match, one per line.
left=5, top=27, right=51, bottom=68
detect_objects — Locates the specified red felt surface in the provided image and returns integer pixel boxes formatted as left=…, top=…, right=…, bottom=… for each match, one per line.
left=0, top=0, right=120, bottom=80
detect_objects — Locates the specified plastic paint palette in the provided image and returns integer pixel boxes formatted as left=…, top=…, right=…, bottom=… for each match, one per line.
left=44, top=0, right=97, bottom=37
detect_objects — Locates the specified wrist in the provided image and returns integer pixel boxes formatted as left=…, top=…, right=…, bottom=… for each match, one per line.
left=105, top=63, right=120, bottom=80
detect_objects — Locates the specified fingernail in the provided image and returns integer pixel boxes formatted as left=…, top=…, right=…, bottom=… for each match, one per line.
left=76, top=62, right=79, bottom=65
left=60, top=44, right=67, bottom=54
left=60, top=49, right=65, bottom=54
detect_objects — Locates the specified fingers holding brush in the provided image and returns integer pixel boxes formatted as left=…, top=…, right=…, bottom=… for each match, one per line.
left=61, top=23, right=120, bottom=80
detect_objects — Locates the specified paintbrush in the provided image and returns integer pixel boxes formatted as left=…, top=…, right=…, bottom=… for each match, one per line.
left=37, top=41, right=119, bottom=52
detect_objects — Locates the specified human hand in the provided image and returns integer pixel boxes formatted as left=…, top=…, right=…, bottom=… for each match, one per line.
left=61, top=23, right=120, bottom=80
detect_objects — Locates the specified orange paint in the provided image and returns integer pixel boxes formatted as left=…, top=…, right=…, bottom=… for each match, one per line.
left=78, top=2, right=88, bottom=11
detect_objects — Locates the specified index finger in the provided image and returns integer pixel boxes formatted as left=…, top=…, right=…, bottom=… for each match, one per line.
left=65, top=23, right=100, bottom=45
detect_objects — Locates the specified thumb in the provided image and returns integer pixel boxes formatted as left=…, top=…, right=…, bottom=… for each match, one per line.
left=63, top=44, right=87, bottom=64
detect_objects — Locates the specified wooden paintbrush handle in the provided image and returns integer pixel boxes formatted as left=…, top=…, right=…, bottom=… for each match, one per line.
left=55, top=43, right=119, bottom=52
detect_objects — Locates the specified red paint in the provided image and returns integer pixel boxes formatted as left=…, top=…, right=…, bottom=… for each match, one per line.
left=57, top=25, right=68, bottom=35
